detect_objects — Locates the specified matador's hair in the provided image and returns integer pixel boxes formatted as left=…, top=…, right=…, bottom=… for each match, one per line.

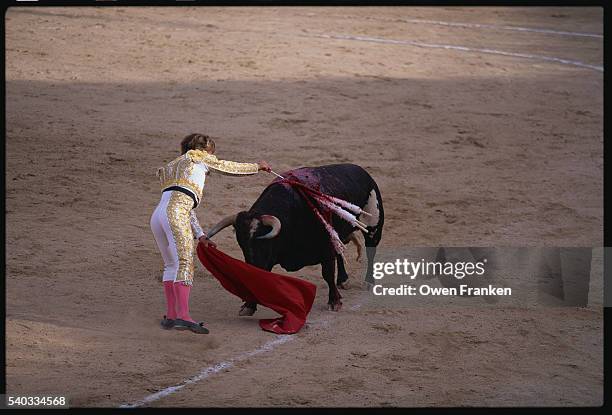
left=180, top=133, right=216, bottom=154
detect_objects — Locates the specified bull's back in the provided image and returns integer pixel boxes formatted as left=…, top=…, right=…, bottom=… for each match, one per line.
left=264, top=163, right=382, bottom=269
left=278, top=163, right=376, bottom=206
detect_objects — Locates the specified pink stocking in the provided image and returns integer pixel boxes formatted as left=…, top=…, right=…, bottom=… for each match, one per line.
left=163, top=281, right=177, bottom=320
left=174, top=282, right=195, bottom=323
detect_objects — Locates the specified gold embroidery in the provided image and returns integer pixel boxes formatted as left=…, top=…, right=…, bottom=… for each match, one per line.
left=166, top=191, right=195, bottom=285
left=187, top=150, right=259, bottom=175
left=157, top=153, right=204, bottom=202
left=160, top=178, right=203, bottom=203
left=156, top=149, right=257, bottom=207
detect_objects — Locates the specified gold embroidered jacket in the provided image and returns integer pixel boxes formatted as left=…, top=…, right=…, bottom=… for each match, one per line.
left=157, top=149, right=259, bottom=207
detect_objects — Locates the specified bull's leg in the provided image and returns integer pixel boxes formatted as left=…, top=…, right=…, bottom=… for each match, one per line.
left=336, top=255, right=350, bottom=289
left=322, top=259, right=342, bottom=311
left=363, top=228, right=381, bottom=290
left=364, top=246, right=377, bottom=288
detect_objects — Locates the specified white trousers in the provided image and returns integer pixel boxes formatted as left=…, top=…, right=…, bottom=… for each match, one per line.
left=150, top=191, right=195, bottom=284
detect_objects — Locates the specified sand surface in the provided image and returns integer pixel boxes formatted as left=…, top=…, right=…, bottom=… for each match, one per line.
left=5, top=6, right=603, bottom=407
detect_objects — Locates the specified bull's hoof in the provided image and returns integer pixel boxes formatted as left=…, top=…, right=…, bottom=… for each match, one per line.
left=238, top=304, right=257, bottom=316
left=338, top=281, right=350, bottom=290
left=327, top=301, right=343, bottom=312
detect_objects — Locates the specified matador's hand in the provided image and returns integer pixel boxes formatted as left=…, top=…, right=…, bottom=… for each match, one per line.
left=258, top=160, right=271, bottom=172
left=199, top=236, right=217, bottom=248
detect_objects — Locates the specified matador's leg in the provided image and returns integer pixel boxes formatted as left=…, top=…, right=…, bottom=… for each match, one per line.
left=166, top=192, right=195, bottom=286
left=165, top=192, right=203, bottom=329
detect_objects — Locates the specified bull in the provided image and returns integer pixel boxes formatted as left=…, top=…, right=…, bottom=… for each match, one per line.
left=207, top=163, right=384, bottom=313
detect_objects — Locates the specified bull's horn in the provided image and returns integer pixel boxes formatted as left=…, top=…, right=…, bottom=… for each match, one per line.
left=207, top=213, right=238, bottom=239
left=256, top=215, right=282, bottom=240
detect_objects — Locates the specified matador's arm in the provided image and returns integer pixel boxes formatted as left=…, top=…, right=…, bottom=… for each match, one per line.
left=190, top=210, right=206, bottom=240
left=187, top=149, right=259, bottom=176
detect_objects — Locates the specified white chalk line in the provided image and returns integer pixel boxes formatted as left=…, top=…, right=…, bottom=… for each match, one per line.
left=324, top=14, right=603, bottom=39
left=119, top=334, right=294, bottom=408
left=395, top=18, right=602, bottom=39
left=307, top=33, right=603, bottom=72
left=119, top=296, right=368, bottom=408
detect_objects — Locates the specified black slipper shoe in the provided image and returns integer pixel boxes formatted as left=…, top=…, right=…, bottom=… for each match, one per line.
left=161, top=315, right=175, bottom=329
left=173, top=318, right=210, bottom=334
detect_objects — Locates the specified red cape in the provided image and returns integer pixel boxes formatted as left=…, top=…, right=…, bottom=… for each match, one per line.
left=196, top=244, right=317, bottom=334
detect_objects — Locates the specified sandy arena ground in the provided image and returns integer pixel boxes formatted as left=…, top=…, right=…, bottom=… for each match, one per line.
left=5, top=6, right=603, bottom=407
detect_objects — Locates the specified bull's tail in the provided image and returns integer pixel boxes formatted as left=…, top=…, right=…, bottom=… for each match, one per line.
left=362, top=180, right=384, bottom=248
left=361, top=179, right=383, bottom=286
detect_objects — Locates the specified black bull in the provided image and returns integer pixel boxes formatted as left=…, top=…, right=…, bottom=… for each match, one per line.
left=207, top=163, right=384, bottom=312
